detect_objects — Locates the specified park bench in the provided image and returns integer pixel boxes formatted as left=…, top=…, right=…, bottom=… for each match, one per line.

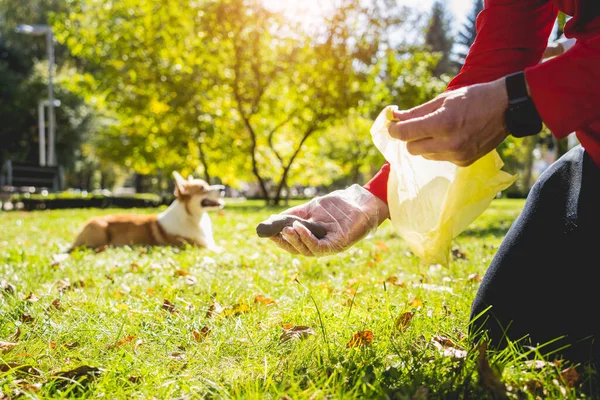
left=0, top=160, right=63, bottom=199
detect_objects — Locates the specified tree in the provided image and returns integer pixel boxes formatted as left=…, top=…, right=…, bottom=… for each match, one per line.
left=424, top=0, right=456, bottom=77
left=455, top=0, right=483, bottom=66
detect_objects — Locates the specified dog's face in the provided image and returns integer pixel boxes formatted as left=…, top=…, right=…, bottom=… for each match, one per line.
left=173, top=172, right=225, bottom=216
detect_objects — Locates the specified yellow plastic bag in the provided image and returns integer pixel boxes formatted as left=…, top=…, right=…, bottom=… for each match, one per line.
left=371, top=105, right=517, bottom=265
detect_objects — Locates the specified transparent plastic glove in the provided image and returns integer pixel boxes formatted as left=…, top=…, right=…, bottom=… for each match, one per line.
left=266, top=184, right=389, bottom=257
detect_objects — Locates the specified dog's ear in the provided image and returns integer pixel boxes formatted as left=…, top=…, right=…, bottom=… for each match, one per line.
left=173, top=171, right=187, bottom=197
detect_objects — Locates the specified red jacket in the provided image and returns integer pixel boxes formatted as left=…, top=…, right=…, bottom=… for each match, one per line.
left=364, top=0, right=600, bottom=203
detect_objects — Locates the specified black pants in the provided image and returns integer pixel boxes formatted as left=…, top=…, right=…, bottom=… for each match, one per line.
left=471, top=146, right=600, bottom=369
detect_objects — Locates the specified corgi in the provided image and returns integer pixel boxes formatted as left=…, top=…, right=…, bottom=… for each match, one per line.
left=69, top=172, right=225, bottom=251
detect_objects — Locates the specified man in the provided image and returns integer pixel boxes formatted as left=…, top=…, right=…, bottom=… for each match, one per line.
left=262, top=0, right=600, bottom=369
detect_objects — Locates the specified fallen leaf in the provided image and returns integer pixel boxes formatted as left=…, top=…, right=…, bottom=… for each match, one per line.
left=23, top=292, right=40, bottom=302
left=162, top=299, right=177, bottom=313
left=169, top=352, right=186, bottom=360
left=431, top=335, right=467, bottom=359
left=206, top=300, right=224, bottom=318
left=9, top=328, right=21, bottom=342
left=111, top=335, right=137, bottom=349
left=48, top=298, right=62, bottom=311
left=282, top=323, right=294, bottom=330
left=95, top=245, right=108, bottom=253
left=192, top=326, right=211, bottom=343
left=279, top=326, right=315, bottom=344
left=0, top=341, right=18, bottom=354
left=64, top=341, right=79, bottom=349
left=376, top=241, right=389, bottom=252
left=409, top=297, right=423, bottom=308
left=56, top=278, right=85, bottom=292
left=1, top=280, right=16, bottom=294
left=19, top=313, right=34, bottom=323
left=185, top=276, right=197, bottom=286
left=175, top=269, right=189, bottom=276
left=49, top=341, right=57, bottom=349
left=468, top=273, right=482, bottom=283
left=451, top=246, right=468, bottom=260
left=130, top=262, right=141, bottom=272
left=560, top=367, right=580, bottom=388
left=54, top=365, right=103, bottom=381
left=147, top=288, right=156, bottom=295
left=0, top=362, right=41, bottom=376
left=343, top=298, right=355, bottom=307
left=129, top=375, right=143, bottom=383
left=346, top=330, right=374, bottom=348
left=476, top=342, right=509, bottom=400
left=395, top=312, right=415, bottom=332
left=386, top=277, right=406, bottom=287
left=254, top=294, right=276, bottom=305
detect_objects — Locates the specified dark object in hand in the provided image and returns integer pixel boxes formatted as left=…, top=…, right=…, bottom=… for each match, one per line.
left=256, top=215, right=327, bottom=239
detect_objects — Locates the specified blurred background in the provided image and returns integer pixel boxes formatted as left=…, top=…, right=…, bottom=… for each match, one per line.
left=0, top=0, right=576, bottom=209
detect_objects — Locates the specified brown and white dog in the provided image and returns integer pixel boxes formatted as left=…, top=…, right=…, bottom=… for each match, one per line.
left=69, top=172, right=225, bottom=252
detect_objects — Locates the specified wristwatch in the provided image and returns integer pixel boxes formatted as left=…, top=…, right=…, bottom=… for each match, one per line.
left=504, top=71, right=543, bottom=138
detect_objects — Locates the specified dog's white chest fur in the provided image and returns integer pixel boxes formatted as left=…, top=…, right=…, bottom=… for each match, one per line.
left=157, top=200, right=216, bottom=249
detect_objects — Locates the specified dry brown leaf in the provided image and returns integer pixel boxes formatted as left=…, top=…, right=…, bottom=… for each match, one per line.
left=19, top=313, right=34, bottom=323
left=0, top=341, right=18, bottom=354
left=64, top=341, right=79, bottom=349
left=206, top=300, right=224, bottom=318
left=24, top=292, right=40, bottom=302
left=477, top=342, right=509, bottom=400
left=282, top=323, right=294, bottom=330
left=279, top=326, right=315, bottom=344
left=386, top=277, right=406, bottom=287
left=111, top=335, right=137, bottom=349
left=346, top=330, right=374, bottom=348
left=560, top=367, right=580, bottom=388
left=467, top=273, right=482, bottom=283
left=130, top=262, right=141, bottom=272
left=0, top=362, right=41, bottom=375
left=56, top=278, right=85, bottom=292
left=129, top=375, right=143, bottom=383
left=162, top=299, right=177, bottom=313
left=409, top=297, right=423, bottom=308
left=175, top=269, right=189, bottom=277
left=254, top=295, right=276, bottom=305
left=54, top=365, right=103, bottom=380
left=431, top=335, right=467, bottom=359
left=49, top=341, right=57, bottom=349
left=169, top=352, right=186, bottom=360
left=376, top=241, right=389, bottom=252
left=9, top=328, right=21, bottom=342
left=343, top=298, right=355, bottom=307
left=48, top=298, right=62, bottom=312
left=451, top=246, right=468, bottom=260
left=1, top=279, right=16, bottom=294
left=147, top=288, right=156, bottom=295
left=192, top=326, right=211, bottom=343
left=395, top=311, right=415, bottom=332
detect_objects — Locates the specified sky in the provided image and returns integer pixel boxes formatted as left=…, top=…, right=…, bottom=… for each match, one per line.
left=262, top=0, right=476, bottom=34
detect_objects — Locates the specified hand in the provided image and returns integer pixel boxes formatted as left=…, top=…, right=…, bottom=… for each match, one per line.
left=387, top=77, right=510, bottom=167
left=265, top=185, right=389, bottom=257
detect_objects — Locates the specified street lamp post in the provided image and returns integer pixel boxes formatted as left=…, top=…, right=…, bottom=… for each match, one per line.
left=16, top=24, right=57, bottom=166
left=38, top=99, right=61, bottom=166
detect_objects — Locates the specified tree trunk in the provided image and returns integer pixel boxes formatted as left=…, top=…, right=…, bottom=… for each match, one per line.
left=198, top=141, right=211, bottom=183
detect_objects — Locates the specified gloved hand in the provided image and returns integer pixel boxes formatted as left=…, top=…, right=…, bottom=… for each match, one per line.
left=265, top=184, right=389, bottom=257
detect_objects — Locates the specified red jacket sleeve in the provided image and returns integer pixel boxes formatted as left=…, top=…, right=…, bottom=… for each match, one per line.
left=364, top=0, right=557, bottom=203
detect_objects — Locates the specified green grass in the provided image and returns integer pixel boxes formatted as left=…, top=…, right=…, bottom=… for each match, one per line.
left=0, top=199, right=597, bottom=399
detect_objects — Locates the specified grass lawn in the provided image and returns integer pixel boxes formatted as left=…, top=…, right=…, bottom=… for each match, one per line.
left=0, top=198, right=597, bottom=399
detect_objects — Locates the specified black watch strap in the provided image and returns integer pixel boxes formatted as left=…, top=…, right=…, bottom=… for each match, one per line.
left=505, top=71, right=529, bottom=103
left=504, top=71, right=543, bottom=138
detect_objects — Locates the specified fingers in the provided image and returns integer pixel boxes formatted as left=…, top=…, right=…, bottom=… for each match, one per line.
left=281, top=226, right=316, bottom=256
left=279, top=202, right=311, bottom=219
left=292, top=221, right=327, bottom=255
left=392, top=96, right=444, bottom=122
left=388, top=107, right=446, bottom=142
left=269, top=234, right=301, bottom=255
